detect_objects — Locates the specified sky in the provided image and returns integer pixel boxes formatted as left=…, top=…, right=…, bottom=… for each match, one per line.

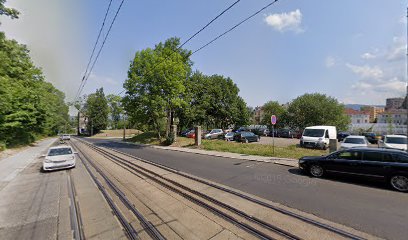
left=1, top=0, right=407, bottom=114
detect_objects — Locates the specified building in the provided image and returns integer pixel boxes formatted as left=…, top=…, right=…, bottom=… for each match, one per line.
left=385, top=98, right=404, bottom=111
left=253, top=106, right=265, bottom=125
left=345, top=108, right=370, bottom=124
left=361, top=106, right=385, bottom=122
left=377, top=109, right=408, bottom=125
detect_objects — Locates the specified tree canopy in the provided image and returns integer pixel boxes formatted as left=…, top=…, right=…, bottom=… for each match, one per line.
left=260, top=101, right=286, bottom=128
left=0, top=32, right=69, bottom=147
left=123, top=38, right=250, bottom=139
left=83, top=88, right=109, bottom=135
left=286, top=93, right=350, bottom=131
left=107, top=94, right=123, bottom=129
left=0, top=0, right=19, bottom=22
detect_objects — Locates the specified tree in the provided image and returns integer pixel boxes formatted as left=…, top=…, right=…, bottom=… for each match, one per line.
left=83, top=88, right=109, bottom=135
left=260, top=101, right=287, bottom=128
left=107, top=94, right=123, bottom=129
left=286, top=93, right=350, bottom=131
left=0, top=0, right=19, bottom=22
left=123, top=37, right=192, bottom=139
left=178, top=71, right=250, bottom=130
left=0, top=32, right=69, bottom=146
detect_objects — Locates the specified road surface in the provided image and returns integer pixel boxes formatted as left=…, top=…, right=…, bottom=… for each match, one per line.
left=85, top=138, right=408, bottom=240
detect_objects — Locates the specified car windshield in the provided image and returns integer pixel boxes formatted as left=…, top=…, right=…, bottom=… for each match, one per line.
left=303, top=129, right=325, bottom=137
left=48, top=148, right=72, bottom=156
left=226, top=132, right=234, bottom=136
left=385, top=137, right=407, bottom=144
left=344, top=138, right=366, bottom=144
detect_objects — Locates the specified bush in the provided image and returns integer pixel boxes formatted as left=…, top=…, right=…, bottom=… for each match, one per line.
left=163, top=134, right=175, bottom=146
left=0, top=141, right=6, bottom=151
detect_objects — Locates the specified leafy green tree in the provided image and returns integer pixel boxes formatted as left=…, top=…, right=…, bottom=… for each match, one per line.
left=83, top=88, right=109, bottom=135
left=286, top=93, right=350, bottom=131
left=179, top=71, right=249, bottom=130
left=0, top=0, right=19, bottom=21
left=0, top=32, right=69, bottom=146
left=123, top=37, right=192, bottom=139
left=107, top=94, right=123, bottom=129
left=260, top=101, right=287, bottom=128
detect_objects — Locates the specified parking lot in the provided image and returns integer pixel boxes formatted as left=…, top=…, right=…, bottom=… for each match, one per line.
left=256, top=136, right=379, bottom=149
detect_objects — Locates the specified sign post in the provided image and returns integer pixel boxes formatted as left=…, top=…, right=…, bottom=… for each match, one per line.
left=271, top=115, right=277, bottom=155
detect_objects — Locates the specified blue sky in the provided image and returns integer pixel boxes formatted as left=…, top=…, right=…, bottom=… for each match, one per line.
left=1, top=0, right=407, bottom=112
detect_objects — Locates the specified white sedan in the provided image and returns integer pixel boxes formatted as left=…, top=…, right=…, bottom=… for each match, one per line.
left=43, top=145, right=76, bottom=171
left=379, top=135, right=407, bottom=151
left=340, top=136, right=369, bottom=150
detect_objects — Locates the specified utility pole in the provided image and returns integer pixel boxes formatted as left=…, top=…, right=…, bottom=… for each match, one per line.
left=123, top=114, right=126, bottom=141
left=406, top=7, right=408, bottom=152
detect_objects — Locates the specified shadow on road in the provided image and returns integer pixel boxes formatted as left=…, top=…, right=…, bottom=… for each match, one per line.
left=287, top=168, right=394, bottom=192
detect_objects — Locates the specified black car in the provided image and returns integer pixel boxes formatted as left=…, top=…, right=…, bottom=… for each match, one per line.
left=362, top=132, right=378, bottom=144
left=233, top=131, right=260, bottom=143
left=277, top=129, right=296, bottom=138
left=299, top=148, right=408, bottom=192
left=337, top=132, right=350, bottom=142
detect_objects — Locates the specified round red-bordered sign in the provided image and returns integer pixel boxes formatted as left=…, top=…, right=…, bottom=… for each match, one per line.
left=271, top=115, right=277, bottom=125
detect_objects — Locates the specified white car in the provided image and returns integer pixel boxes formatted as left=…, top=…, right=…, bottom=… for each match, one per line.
left=379, top=135, right=407, bottom=151
left=60, top=134, right=71, bottom=140
left=43, top=145, right=76, bottom=171
left=340, top=136, right=369, bottom=150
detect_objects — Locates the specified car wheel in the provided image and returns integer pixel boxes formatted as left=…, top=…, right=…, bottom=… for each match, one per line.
left=309, top=165, right=324, bottom=177
left=256, top=137, right=260, bottom=142
left=390, top=175, right=408, bottom=192
left=244, top=139, right=249, bottom=144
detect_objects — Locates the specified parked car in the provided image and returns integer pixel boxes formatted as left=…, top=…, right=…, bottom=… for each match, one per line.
left=379, top=135, right=408, bottom=151
left=362, top=132, right=378, bottom=144
left=340, top=136, right=369, bottom=150
left=186, top=130, right=195, bottom=139
left=299, top=148, right=408, bottom=192
left=43, top=145, right=76, bottom=171
left=224, top=132, right=236, bottom=141
left=180, top=128, right=193, bottom=137
left=337, top=132, right=350, bottom=142
left=300, top=126, right=337, bottom=150
left=278, top=129, right=297, bottom=138
left=251, top=128, right=268, bottom=136
left=233, top=131, right=260, bottom=143
left=234, top=126, right=249, bottom=133
left=205, top=129, right=224, bottom=139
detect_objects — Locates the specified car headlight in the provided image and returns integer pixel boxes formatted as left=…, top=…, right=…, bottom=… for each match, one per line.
left=318, top=138, right=323, bottom=141
left=299, top=159, right=305, bottom=164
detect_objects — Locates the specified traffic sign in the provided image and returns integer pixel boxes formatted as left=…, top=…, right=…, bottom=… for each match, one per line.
left=271, top=115, right=277, bottom=125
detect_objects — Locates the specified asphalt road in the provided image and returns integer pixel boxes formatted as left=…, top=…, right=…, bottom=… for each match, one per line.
left=85, top=138, right=408, bottom=240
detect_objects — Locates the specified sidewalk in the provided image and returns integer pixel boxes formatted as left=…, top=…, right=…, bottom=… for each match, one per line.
left=0, top=138, right=56, bottom=185
left=118, top=139, right=298, bottom=167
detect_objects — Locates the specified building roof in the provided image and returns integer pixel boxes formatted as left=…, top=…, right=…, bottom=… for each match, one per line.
left=344, top=108, right=370, bottom=116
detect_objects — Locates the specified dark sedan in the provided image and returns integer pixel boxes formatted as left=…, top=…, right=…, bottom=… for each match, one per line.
left=299, top=148, right=408, bottom=192
left=233, top=131, right=260, bottom=143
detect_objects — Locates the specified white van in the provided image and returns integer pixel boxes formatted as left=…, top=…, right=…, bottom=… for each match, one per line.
left=300, top=126, right=337, bottom=150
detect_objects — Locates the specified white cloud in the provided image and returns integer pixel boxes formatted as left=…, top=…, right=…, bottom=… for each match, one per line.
left=387, top=44, right=406, bottom=61
left=346, top=63, right=383, bottom=79
left=264, top=9, right=303, bottom=33
left=88, top=73, right=118, bottom=86
left=325, top=56, right=335, bottom=68
left=360, top=52, right=376, bottom=60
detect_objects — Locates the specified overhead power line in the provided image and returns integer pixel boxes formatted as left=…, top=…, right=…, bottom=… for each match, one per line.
left=76, top=0, right=126, bottom=101
left=118, top=0, right=241, bottom=95
left=192, top=0, right=279, bottom=54
left=75, top=0, right=113, bottom=102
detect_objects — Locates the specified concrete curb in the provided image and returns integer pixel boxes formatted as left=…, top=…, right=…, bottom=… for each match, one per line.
left=118, top=140, right=298, bottom=167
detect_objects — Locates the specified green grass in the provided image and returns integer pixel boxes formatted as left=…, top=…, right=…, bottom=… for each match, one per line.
left=200, top=140, right=328, bottom=159
left=127, top=133, right=327, bottom=159
left=127, top=132, right=162, bottom=145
